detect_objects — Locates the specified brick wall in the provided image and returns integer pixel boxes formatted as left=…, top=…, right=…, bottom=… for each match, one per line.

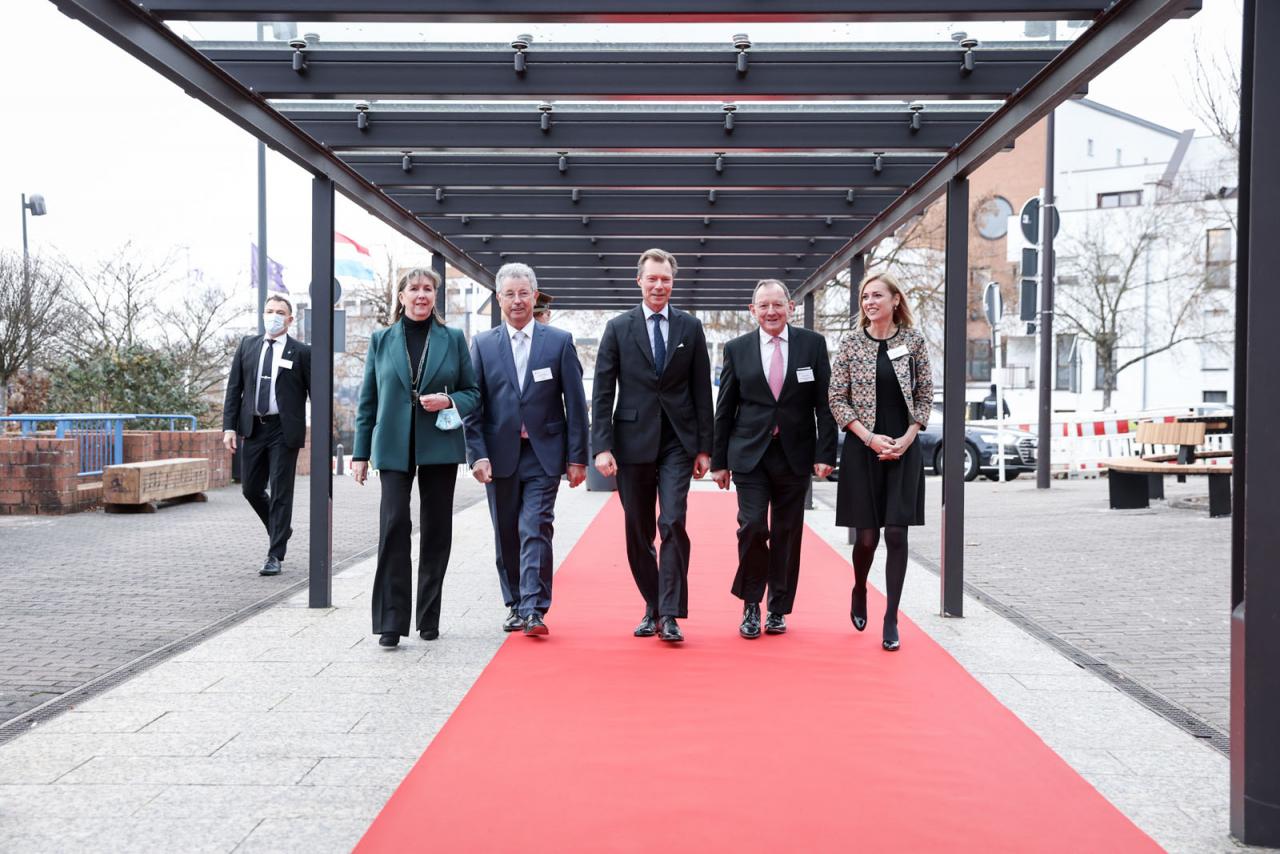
left=0, top=429, right=242, bottom=515
left=0, top=436, right=100, bottom=515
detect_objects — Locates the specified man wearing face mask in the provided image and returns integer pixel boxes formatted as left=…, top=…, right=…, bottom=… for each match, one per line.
left=222, top=294, right=312, bottom=576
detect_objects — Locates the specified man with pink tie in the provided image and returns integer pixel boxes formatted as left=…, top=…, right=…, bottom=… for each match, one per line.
left=711, top=280, right=838, bottom=639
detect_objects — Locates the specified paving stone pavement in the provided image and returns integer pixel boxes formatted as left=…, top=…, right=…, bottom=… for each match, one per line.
left=0, top=472, right=486, bottom=724
left=813, top=473, right=1231, bottom=736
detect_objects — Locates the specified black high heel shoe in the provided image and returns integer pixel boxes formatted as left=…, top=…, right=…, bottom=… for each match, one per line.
left=850, top=586, right=868, bottom=632
left=882, top=619, right=900, bottom=652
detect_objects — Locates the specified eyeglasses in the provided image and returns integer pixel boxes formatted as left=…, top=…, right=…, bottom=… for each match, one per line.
left=499, top=290, right=535, bottom=301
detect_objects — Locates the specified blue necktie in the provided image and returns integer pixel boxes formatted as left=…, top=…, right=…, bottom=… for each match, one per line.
left=651, top=313, right=666, bottom=377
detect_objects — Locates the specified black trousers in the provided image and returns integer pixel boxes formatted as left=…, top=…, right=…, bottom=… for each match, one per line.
left=372, top=464, right=458, bottom=636
left=239, top=417, right=299, bottom=560
left=615, top=418, right=693, bottom=619
left=730, top=438, right=810, bottom=614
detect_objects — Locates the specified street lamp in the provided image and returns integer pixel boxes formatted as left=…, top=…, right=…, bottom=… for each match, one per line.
left=20, top=193, right=47, bottom=288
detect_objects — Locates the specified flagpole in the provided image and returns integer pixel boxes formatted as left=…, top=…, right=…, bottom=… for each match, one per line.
left=255, top=23, right=268, bottom=335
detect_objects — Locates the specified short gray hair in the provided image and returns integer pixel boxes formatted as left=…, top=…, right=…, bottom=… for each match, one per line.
left=495, top=262, right=538, bottom=293
left=752, top=279, right=791, bottom=302
left=636, top=247, right=678, bottom=278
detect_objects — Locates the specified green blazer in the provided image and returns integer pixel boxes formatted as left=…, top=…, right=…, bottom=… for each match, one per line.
left=353, top=319, right=480, bottom=471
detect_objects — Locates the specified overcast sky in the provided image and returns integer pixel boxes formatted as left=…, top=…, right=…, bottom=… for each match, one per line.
left=0, top=0, right=1242, bottom=309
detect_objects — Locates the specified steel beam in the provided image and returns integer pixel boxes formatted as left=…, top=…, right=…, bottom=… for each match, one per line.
left=1233, top=1, right=1280, bottom=844
left=47, top=0, right=493, bottom=287
left=144, top=1, right=1144, bottom=23
left=939, top=176, right=967, bottom=619
left=282, top=107, right=990, bottom=152
left=450, top=236, right=845, bottom=256
left=470, top=253, right=820, bottom=270
left=210, top=45, right=1065, bottom=101
left=308, top=175, right=334, bottom=609
left=432, top=253, right=448, bottom=320
left=795, top=0, right=1201, bottom=300
left=345, top=153, right=939, bottom=190
left=849, top=254, right=865, bottom=321
left=425, top=217, right=864, bottom=240
left=394, top=189, right=896, bottom=218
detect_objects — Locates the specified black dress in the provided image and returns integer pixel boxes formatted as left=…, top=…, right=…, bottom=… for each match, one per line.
left=835, top=329, right=926, bottom=528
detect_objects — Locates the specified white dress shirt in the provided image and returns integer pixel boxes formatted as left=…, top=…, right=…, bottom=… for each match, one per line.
left=758, top=325, right=790, bottom=380
left=642, top=304, right=669, bottom=357
left=255, top=333, right=288, bottom=415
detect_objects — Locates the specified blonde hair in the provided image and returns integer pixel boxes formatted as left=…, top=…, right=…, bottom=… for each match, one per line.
left=856, top=272, right=915, bottom=329
left=636, top=247, right=679, bottom=278
left=392, top=267, right=443, bottom=323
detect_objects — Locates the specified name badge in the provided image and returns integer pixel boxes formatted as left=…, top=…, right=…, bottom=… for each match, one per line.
left=532, top=367, right=553, bottom=382
left=796, top=367, right=815, bottom=383
left=277, top=358, right=294, bottom=370
left=887, top=345, right=909, bottom=361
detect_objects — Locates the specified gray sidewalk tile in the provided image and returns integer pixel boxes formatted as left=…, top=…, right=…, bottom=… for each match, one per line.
left=134, top=783, right=389, bottom=820
left=0, top=817, right=261, bottom=854
left=58, top=756, right=319, bottom=786
left=212, top=732, right=434, bottom=759
left=234, top=817, right=372, bottom=853
left=0, top=783, right=165, bottom=817
left=138, top=710, right=366, bottom=735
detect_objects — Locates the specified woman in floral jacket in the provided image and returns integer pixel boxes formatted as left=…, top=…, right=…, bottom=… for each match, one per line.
left=828, top=273, right=933, bottom=651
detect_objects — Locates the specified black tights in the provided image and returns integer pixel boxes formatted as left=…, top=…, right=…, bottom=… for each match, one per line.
left=851, top=526, right=909, bottom=624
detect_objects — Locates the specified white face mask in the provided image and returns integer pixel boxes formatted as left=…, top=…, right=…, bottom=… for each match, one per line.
left=264, top=313, right=287, bottom=336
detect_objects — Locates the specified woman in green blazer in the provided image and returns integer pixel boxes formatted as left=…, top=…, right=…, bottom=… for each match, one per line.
left=352, top=268, right=480, bottom=648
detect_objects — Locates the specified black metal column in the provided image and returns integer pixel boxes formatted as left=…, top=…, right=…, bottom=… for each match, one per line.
left=1036, top=109, right=1057, bottom=489
left=940, top=177, right=968, bottom=618
left=432, top=253, right=448, bottom=321
left=308, top=175, right=334, bottom=608
left=490, top=290, right=501, bottom=327
left=1232, top=0, right=1280, bottom=845
left=804, top=290, right=817, bottom=510
left=849, top=254, right=865, bottom=323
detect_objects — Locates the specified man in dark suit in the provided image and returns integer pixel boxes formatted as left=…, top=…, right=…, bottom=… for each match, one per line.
left=465, top=263, right=589, bottom=637
left=711, top=280, right=837, bottom=638
left=222, top=294, right=312, bottom=576
left=592, top=248, right=714, bottom=643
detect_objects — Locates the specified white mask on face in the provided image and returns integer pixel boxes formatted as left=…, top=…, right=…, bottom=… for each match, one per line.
left=264, top=314, right=287, bottom=336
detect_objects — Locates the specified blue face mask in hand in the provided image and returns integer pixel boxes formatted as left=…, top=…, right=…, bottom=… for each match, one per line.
left=434, top=387, right=463, bottom=430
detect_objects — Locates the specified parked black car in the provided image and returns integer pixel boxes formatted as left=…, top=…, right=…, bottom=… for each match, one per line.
left=917, top=404, right=1038, bottom=481
left=829, top=404, right=1037, bottom=482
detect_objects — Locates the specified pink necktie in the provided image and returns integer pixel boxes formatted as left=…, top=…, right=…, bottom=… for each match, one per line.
left=769, top=336, right=784, bottom=399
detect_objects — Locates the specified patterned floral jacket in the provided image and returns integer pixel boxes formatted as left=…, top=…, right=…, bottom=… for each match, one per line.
left=828, top=326, right=934, bottom=432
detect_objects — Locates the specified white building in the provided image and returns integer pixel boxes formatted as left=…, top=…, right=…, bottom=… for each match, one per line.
left=1003, top=99, right=1237, bottom=416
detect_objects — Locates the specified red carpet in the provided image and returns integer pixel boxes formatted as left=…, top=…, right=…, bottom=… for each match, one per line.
left=358, top=492, right=1158, bottom=853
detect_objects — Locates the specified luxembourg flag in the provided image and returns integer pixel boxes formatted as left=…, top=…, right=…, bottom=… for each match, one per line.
left=334, top=231, right=376, bottom=281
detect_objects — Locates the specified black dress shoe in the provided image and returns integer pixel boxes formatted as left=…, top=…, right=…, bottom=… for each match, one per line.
left=739, top=603, right=761, bottom=639
left=882, top=619, right=900, bottom=652
left=765, top=612, right=787, bottom=635
left=259, top=555, right=282, bottom=576
left=634, top=614, right=658, bottom=637
left=524, top=613, right=549, bottom=636
left=378, top=632, right=399, bottom=648
left=502, top=607, right=524, bottom=632
left=658, top=617, right=684, bottom=643
left=850, top=586, right=868, bottom=632
left=419, top=628, right=439, bottom=641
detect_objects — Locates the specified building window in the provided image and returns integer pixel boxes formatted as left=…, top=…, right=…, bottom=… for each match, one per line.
left=1200, top=342, right=1230, bottom=372
left=1055, top=334, right=1079, bottom=391
left=1203, top=390, right=1228, bottom=404
left=1206, top=228, right=1233, bottom=289
left=967, top=339, right=992, bottom=383
left=1115, top=148, right=1123, bottom=166
left=1097, top=190, right=1142, bottom=208
left=1087, top=138, right=1094, bottom=157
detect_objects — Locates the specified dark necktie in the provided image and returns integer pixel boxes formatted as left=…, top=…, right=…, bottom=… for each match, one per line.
left=256, top=339, right=275, bottom=415
left=651, top=313, right=666, bottom=377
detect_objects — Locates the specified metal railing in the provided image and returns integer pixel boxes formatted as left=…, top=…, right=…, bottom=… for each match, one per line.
left=0, top=413, right=198, bottom=476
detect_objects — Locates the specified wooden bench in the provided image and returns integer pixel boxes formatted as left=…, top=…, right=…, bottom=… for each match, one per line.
left=1104, top=457, right=1232, bottom=517
left=103, top=458, right=209, bottom=513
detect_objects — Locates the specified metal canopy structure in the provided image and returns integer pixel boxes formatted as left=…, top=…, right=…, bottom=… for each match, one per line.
left=52, top=1, right=1280, bottom=846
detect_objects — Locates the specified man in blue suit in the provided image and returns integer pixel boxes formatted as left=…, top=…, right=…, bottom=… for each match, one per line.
left=465, top=263, right=590, bottom=636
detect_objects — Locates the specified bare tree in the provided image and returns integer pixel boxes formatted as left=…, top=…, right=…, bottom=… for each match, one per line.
left=1055, top=204, right=1229, bottom=408
left=59, top=242, right=175, bottom=356
left=157, top=282, right=241, bottom=404
left=1185, top=11, right=1242, bottom=156
left=0, top=252, right=63, bottom=414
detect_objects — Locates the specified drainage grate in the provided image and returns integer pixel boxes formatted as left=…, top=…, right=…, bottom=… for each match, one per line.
left=907, top=547, right=1231, bottom=756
